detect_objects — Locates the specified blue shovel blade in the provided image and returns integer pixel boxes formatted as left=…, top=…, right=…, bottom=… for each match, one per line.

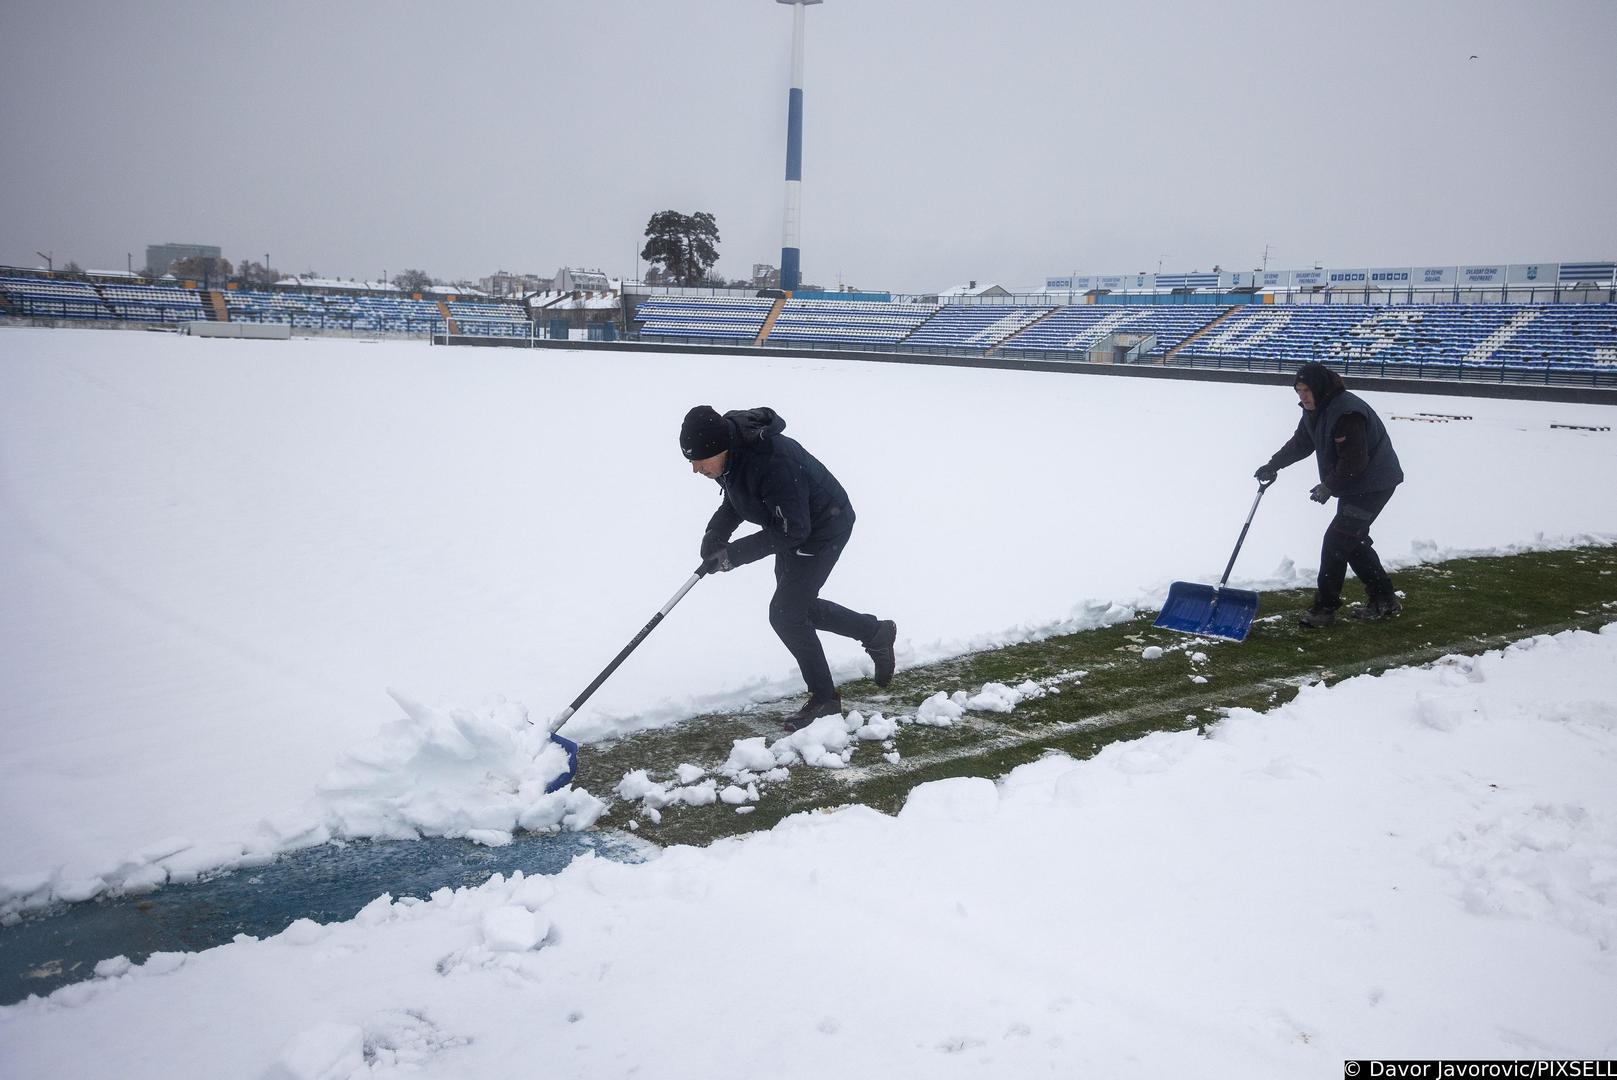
left=1153, top=581, right=1262, bottom=643
left=544, top=733, right=580, bottom=793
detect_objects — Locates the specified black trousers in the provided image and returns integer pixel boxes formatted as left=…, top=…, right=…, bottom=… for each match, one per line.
left=1315, top=488, right=1397, bottom=610
left=769, top=531, right=879, bottom=699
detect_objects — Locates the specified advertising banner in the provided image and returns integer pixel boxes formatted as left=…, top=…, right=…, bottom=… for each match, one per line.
left=1507, top=263, right=1557, bottom=284
left=1460, top=265, right=1506, bottom=285
left=1413, top=266, right=1455, bottom=286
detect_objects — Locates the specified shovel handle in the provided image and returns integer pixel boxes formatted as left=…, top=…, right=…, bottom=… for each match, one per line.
left=1216, top=479, right=1274, bottom=589
left=545, top=571, right=705, bottom=736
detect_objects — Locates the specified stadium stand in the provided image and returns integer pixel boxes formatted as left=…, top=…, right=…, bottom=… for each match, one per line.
left=0, top=275, right=115, bottom=320
left=99, top=282, right=207, bottom=323
left=1175, top=304, right=1617, bottom=373
left=446, top=300, right=531, bottom=337
left=998, top=305, right=1223, bottom=358
left=901, top=305, right=1056, bottom=350
left=634, top=296, right=777, bottom=342
left=764, top=298, right=937, bottom=346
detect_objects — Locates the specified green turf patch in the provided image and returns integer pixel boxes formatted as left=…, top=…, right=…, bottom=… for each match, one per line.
left=572, top=544, right=1617, bottom=849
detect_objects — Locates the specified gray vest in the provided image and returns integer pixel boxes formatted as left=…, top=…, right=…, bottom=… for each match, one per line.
left=1305, top=389, right=1404, bottom=496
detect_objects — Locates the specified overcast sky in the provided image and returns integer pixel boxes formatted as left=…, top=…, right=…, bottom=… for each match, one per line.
left=3, top=0, right=1614, bottom=292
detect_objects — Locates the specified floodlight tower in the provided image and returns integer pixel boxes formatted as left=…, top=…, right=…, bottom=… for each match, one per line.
left=776, top=0, right=821, bottom=292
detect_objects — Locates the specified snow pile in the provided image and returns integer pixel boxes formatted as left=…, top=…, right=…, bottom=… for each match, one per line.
left=4, top=626, right=1614, bottom=1076
left=314, top=690, right=605, bottom=845
left=0, top=693, right=605, bottom=922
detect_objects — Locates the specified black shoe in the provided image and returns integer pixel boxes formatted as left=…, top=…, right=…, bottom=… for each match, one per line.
left=1351, top=594, right=1403, bottom=621
left=1299, top=606, right=1336, bottom=629
left=865, top=620, right=897, bottom=688
left=783, top=694, right=843, bottom=733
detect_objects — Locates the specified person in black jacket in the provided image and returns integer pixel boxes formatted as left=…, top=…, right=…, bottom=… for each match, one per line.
left=1255, top=362, right=1405, bottom=628
left=681, top=405, right=897, bottom=730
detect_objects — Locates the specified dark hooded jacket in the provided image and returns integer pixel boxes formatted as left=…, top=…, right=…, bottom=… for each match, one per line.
left=1266, top=363, right=1404, bottom=497
left=701, top=408, right=855, bottom=567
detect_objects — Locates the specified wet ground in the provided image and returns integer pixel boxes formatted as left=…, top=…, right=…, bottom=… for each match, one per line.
left=0, top=830, right=653, bottom=1005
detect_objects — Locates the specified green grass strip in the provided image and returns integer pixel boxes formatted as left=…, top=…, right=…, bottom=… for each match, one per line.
left=572, top=544, right=1617, bottom=848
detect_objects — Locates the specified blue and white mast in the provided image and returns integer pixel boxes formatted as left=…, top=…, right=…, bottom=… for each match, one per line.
left=777, top=0, right=821, bottom=292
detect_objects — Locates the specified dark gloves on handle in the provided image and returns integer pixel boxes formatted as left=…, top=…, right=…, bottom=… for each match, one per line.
left=698, top=547, right=733, bottom=575
left=1253, top=463, right=1279, bottom=484
left=699, top=531, right=729, bottom=559
left=1309, top=483, right=1332, bottom=504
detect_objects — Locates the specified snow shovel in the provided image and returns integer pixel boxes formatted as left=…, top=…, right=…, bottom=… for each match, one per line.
left=534, top=569, right=707, bottom=791
left=1153, top=478, right=1273, bottom=643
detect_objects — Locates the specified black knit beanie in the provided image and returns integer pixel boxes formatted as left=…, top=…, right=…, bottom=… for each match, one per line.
left=680, top=405, right=732, bottom=461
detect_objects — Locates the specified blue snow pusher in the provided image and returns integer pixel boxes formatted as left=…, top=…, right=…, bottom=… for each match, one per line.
left=1153, top=479, right=1273, bottom=643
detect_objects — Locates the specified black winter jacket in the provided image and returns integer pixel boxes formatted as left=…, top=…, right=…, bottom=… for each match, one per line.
left=701, top=408, right=855, bottom=567
left=1266, top=373, right=1404, bottom=497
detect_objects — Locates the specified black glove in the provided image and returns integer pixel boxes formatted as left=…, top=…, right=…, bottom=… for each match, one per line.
left=1253, top=463, right=1279, bottom=483
left=699, top=530, right=729, bottom=559
left=698, top=547, right=733, bottom=575
left=1309, top=483, right=1332, bottom=504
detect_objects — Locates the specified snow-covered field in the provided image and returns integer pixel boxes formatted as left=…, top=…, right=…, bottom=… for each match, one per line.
left=2, top=326, right=1616, bottom=1073
left=5, top=625, right=1616, bottom=1075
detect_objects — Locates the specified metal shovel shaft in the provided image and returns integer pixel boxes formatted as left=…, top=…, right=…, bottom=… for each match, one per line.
left=546, top=571, right=705, bottom=737
left=1215, top=479, right=1273, bottom=589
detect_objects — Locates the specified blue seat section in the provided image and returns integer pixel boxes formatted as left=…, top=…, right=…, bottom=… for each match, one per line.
left=901, top=305, right=1055, bottom=349
left=999, top=305, right=1222, bottom=357
left=447, top=300, right=531, bottom=337
left=0, top=275, right=116, bottom=320
left=225, top=290, right=447, bottom=332
left=634, top=296, right=776, bottom=342
left=352, top=295, right=446, bottom=333
left=766, top=299, right=937, bottom=346
left=1175, top=304, right=1617, bottom=372
left=99, top=283, right=207, bottom=322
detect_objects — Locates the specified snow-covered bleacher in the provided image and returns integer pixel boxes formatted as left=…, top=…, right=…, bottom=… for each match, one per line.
left=100, top=282, right=206, bottom=322
left=447, top=300, right=531, bottom=337
left=998, top=305, right=1222, bottom=358
left=766, top=299, right=937, bottom=346
left=225, top=290, right=449, bottom=333
left=901, top=305, right=1056, bottom=350
left=0, top=275, right=114, bottom=320
left=634, top=296, right=776, bottom=342
left=1175, top=304, right=1617, bottom=372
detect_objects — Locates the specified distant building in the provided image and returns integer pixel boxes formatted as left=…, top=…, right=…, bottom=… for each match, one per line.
left=752, top=263, right=780, bottom=289
left=919, top=281, right=1012, bottom=303
left=552, top=267, right=612, bottom=293
left=480, top=271, right=548, bottom=297
left=146, top=242, right=221, bottom=275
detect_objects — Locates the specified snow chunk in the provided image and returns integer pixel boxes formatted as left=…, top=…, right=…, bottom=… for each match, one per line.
left=1142, top=646, right=1165, bottom=660
left=278, top=918, right=328, bottom=946
left=854, top=711, right=900, bottom=741
left=915, top=691, right=965, bottom=727
left=770, top=716, right=853, bottom=769
left=670, top=779, right=719, bottom=806
left=263, top=1022, right=365, bottom=1080
left=54, top=876, right=107, bottom=904
left=900, top=777, right=1000, bottom=823
left=675, top=763, right=706, bottom=784
left=481, top=905, right=551, bottom=952
left=721, top=737, right=778, bottom=777
left=94, top=955, right=132, bottom=979
left=719, top=783, right=759, bottom=805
